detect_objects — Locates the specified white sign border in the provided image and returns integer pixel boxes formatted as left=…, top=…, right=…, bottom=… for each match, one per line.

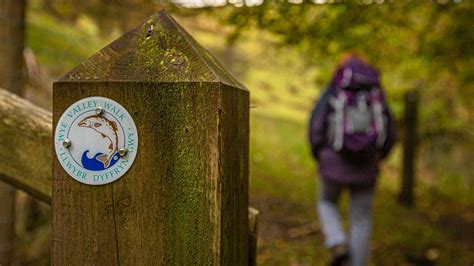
left=54, top=96, right=139, bottom=185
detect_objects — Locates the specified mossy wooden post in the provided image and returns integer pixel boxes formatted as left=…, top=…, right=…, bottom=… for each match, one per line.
left=52, top=10, right=249, bottom=264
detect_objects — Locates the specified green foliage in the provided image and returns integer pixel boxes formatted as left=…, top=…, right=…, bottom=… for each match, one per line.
left=30, top=0, right=174, bottom=35
left=208, top=1, right=474, bottom=180
left=26, top=11, right=109, bottom=76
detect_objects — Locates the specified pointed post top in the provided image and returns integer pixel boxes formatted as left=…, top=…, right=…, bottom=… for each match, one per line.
left=59, top=10, right=246, bottom=90
left=53, top=10, right=249, bottom=264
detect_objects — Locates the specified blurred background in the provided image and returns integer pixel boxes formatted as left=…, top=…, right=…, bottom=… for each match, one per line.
left=0, top=0, right=472, bottom=265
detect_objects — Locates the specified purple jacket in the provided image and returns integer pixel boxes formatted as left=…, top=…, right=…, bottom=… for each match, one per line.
left=309, top=60, right=396, bottom=185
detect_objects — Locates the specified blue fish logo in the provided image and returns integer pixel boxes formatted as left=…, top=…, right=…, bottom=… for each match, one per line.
left=81, top=150, right=120, bottom=171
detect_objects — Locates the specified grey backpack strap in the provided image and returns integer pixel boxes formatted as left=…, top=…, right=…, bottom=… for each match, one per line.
left=371, top=89, right=387, bottom=148
left=339, top=68, right=353, bottom=89
left=329, top=91, right=346, bottom=151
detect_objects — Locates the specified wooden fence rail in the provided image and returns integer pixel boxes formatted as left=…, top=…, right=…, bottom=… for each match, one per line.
left=0, top=88, right=51, bottom=203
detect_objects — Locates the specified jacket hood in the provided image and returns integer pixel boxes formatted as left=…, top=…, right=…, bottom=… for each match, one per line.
left=329, top=57, right=380, bottom=91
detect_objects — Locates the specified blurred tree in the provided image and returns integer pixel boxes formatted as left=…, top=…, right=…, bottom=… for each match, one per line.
left=0, top=0, right=26, bottom=93
left=0, top=0, right=26, bottom=264
left=206, top=0, right=473, bottom=178
left=211, top=2, right=472, bottom=102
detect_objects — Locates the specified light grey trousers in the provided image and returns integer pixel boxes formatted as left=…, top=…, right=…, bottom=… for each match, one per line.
left=317, top=180, right=375, bottom=266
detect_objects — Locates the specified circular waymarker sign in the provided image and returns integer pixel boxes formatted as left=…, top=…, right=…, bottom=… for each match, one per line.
left=54, top=96, right=138, bottom=185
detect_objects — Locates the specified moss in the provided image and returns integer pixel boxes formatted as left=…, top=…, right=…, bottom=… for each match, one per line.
left=53, top=11, right=248, bottom=264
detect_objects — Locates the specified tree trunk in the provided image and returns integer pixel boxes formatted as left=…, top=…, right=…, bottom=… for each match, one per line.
left=398, top=89, right=419, bottom=206
left=0, top=0, right=26, bottom=95
left=0, top=0, right=26, bottom=264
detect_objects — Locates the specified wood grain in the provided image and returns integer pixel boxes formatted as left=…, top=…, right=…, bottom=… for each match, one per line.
left=0, top=88, right=51, bottom=203
left=53, top=10, right=249, bottom=265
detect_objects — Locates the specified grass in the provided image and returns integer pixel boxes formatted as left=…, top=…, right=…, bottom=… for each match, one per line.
left=26, top=11, right=110, bottom=77
left=248, top=113, right=473, bottom=265
left=23, top=10, right=474, bottom=265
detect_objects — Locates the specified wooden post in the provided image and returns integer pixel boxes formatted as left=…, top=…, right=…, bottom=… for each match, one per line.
left=0, top=89, right=52, bottom=203
left=0, top=0, right=26, bottom=264
left=248, top=207, right=259, bottom=266
left=398, top=89, right=419, bottom=206
left=52, top=10, right=249, bottom=264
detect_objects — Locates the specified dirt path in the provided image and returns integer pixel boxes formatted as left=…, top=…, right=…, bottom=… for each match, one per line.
left=250, top=189, right=474, bottom=266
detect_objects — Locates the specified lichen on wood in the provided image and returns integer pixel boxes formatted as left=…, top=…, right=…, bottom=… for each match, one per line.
left=53, top=10, right=249, bottom=265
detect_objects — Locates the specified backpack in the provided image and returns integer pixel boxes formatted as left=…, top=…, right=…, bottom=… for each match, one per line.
left=326, top=62, right=387, bottom=154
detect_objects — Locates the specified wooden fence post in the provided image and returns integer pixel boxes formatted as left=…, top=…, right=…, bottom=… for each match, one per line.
left=248, top=207, right=259, bottom=266
left=398, top=89, right=419, bottom=206
left=52, top=10, right=249, bottom=264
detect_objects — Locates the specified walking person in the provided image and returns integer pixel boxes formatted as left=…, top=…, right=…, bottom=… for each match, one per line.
left=309, top=53, right=396, bottom=266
